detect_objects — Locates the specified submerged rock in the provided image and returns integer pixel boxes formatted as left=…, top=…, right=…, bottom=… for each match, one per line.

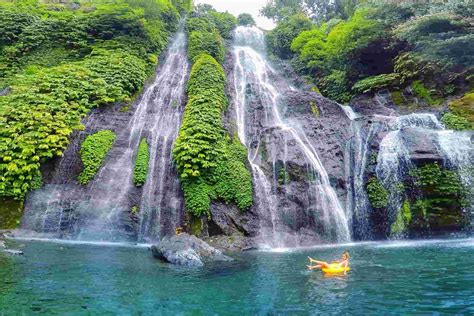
left=151, top=233, right=232, bottom=267
left=205, top=234, right=257, bottom=252
left=3, top=249, right=23, bottom=255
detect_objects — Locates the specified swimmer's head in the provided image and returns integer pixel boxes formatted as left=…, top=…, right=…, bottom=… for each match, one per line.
left=342, top=251, right=349, bottom=259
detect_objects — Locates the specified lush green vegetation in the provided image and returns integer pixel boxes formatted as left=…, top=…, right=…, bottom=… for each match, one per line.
left=185, top=6, right=237, bottom=64
left=173, top=53, right=253, bottom=216
left=0, top=199, right=23, bottom=228
left=366, top=177, right=389, bottom=209
left=78, top=130, right=116, bottom=185
left=390, top=199, right=411, bottom=237
left=442, top=92, right=474, bottom=130
left=237, top=13, right=256, bottom=26
left=265, top=1, right=473, bottom=104
left=0, top=0, right=188, bottom=199
left=187, top=5, right=237, bottom=39
left=188, top=29, right=225, bottom=64
left=133, top=138, right=150, bottom=187
left=407, top=163, right=468, bottom=233
left=174, top=9, right=252, bottom=216
left=267, top=14, right=313, bottom=60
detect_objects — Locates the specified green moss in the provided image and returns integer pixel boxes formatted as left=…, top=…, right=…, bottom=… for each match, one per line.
left=189, top=215, right=203, bottom=236
left=366, top=177, right=389, bottom=209
left=352, top=73, right=401, bottom=94
left=390, top=199, right=411, bottom=236
left=441, top=112, right=471, bottom=131
left=78, top=130, right=116, bottom=185
left=0, top=199, right=24, bottom=229
left=133, top=138, right=150, bottom=187
left=310, top=101, right=320, bottom=117
left=407, top=163, right=468, bottom=232
left=131, top=206, right=139, bottom=215
left=411, top=80, right=442, bottom=106
left=446, top=92, right=474, bottom=129
left=278, top=167, right=290, bottom=185
left=390, top=90, right=405, bottom=106
left=119, top=106, right=130, bottom=113
left=409, top=163, right=464, bottom=197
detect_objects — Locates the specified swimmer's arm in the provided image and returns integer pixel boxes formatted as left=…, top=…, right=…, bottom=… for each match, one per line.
left=343, top=260, right=348, bottom=275
left=307, top=256, right=317, bottom=263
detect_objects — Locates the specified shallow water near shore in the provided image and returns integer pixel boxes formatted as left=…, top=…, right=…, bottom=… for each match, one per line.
left=1, top=238, right=473, bottom=314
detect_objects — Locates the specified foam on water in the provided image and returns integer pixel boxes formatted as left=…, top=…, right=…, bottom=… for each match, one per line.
left=7, top=236, right=152, bottom=249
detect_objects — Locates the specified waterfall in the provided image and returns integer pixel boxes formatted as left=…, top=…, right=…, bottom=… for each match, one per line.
left=341, top=105, right=378, bottom=239
left=376, top=114, right=447, bottom=223
left=341, top=104, right=474, bottom=238
left=232, top=26, right=350, bottom=247
left=21, top=32, right=189, bottom=242
left=438, top=131, right=474, bottom=222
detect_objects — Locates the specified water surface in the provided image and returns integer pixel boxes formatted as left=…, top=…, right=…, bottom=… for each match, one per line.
left=1, top=238, right=473, bottom=314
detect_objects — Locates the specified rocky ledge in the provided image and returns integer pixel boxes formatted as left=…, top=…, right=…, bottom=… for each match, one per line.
left=151, top=233, right=233, bottom=267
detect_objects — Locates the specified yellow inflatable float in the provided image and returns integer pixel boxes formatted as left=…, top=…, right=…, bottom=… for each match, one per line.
left=322, top=263, right=350, bottom=274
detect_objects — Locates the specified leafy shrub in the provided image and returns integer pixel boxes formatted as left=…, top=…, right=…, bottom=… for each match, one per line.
left=173, top=53, right=253, bottom=216
left=289, top=8, right=387, bottom=102
left=409, top=163, right=464, bottom=197
left=366, top=177, right=389, bottom=209
left=173, top=54, right=227, bottom=178
left=446, top=92, right=474, bottom=129
left=353, top=73, right=401, bottom=93
left=391, top=199, right=411, bottom=236
left=188, top=31, right=225, bottom=64
left=237, top=13, right=256, bottom=26
left=185, top=10, right=237, bottom=40
left=267, top=13, right=313, bottom=59
left=407, top=163, right=468, bottom=231
left=441, top=112, right=471, bottom=131
left=78, top=130, right=116, bottom=185
left=208, top=11, right=237, bottom=39
left=395, top=13, right=473, bottom=68
left=185, top=16, right=215, bottom=34
left=319, top=70, right=352, bottom=103
left=410, top=80, right=442, bottom=106
left=133, top=138, right=150, bottom=187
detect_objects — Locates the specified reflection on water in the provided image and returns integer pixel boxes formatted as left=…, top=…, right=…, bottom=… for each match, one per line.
left=1, top=238, right=473, bottom=314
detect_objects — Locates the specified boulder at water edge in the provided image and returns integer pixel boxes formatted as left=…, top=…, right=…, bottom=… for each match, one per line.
left=151, top=233, right=233, bottom=267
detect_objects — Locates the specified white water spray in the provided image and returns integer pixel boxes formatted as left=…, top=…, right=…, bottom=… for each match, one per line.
left=232, top=27, right=350, bottom=246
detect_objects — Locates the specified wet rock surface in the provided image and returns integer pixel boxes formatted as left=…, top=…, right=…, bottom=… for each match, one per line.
left=151, top=233, right=232, bottom=267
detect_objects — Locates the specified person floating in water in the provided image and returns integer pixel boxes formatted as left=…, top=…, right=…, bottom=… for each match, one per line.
left=307, top=251, right=350, bottom=275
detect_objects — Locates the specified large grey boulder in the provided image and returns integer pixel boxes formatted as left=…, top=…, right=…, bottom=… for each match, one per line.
left=401, top=128, right=444, bottom=165
left=151, top=233, right=232, bottom=267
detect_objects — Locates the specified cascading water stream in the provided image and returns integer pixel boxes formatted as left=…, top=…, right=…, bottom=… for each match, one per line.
left=342, top=105, right=473, bottom=236
left=232, top=26, right=350, bottom=246
left=21, top=32, right=188, bottom=241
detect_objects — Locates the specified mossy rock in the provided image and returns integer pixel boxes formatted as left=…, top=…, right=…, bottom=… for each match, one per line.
left=0, top=199, right=24, bottom=229
left=446, top=92, right=474, bottom=129
left=189, top=215, right=204, bottom=236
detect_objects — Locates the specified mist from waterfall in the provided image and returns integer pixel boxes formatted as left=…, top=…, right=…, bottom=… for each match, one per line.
left=22, top=32, right=189, bottom=242
left=231, top=26, right=351, bottom=247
